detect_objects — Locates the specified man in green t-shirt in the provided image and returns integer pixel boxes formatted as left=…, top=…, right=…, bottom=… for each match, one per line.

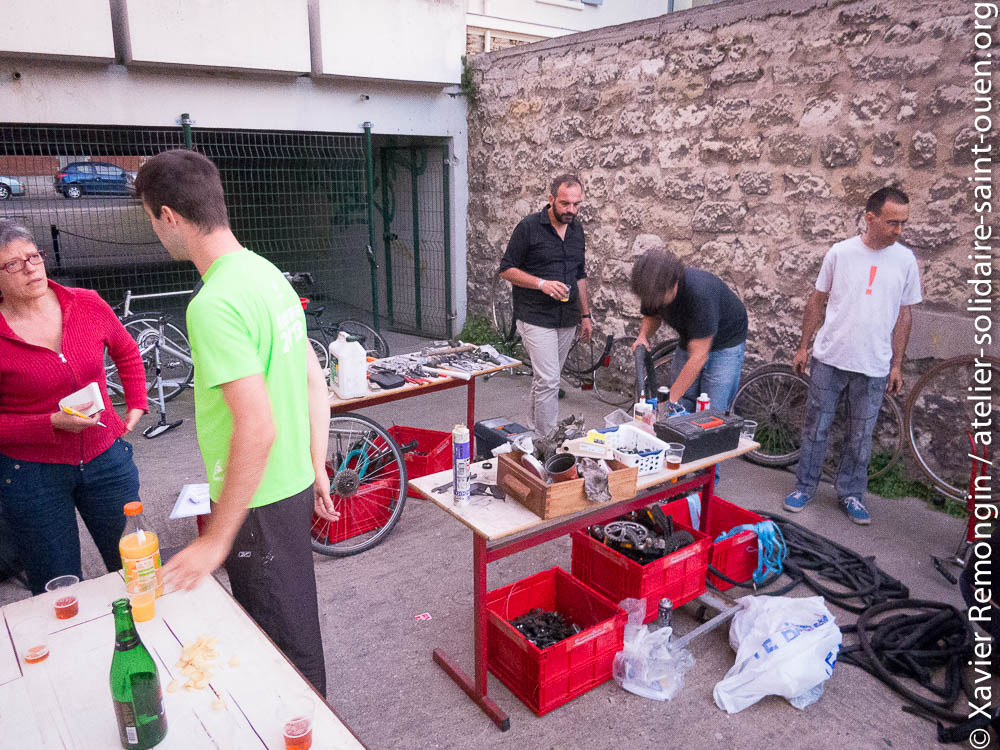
left=135, top=150, right=337, bottom=694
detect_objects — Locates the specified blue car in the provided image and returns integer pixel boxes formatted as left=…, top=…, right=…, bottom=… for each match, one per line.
left=54, top=162, right=135, bottom=199
left=0, top=176, right=25, bottom=200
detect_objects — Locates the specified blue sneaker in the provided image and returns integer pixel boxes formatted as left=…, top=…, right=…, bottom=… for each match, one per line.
left=841, top=495, right=871, bottom=525
left=783, top=490, right=812, bottom=512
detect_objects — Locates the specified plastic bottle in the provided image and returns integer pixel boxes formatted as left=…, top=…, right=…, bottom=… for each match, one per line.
left=119, top=502, right=163, bottom=597
left=329, top=331, right=368, bottom=399
left=110, top=598, right=167, bottom=749
left=696, top=393, right=711, bottom=412
left=452, top=424, right=471, bottom=506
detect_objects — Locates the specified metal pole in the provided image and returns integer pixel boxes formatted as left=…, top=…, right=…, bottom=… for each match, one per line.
left=442, top=147, right=452, bottom=339
left=180, top=113, right=193, bottom=150
left=381, top=147, right=394, bottom=327
left=50, top=225, right=62, bottom=270
left=411, top=146, right=421, bottom=331
left=363, top=123, right=381, bottom=333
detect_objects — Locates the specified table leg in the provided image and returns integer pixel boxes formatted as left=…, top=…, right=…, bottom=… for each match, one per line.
left=466, top=376, right=477, bottom=457
left=700, top=465, right=716, bottom=532
left=430, top=532, right=510, bottom=731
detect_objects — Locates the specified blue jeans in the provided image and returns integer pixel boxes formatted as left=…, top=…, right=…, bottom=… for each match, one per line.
left=669, top=341, right=746, bottom=413
left=795, top=360, right=887, bottom=500
left=0, top=439, right=138, bottom=594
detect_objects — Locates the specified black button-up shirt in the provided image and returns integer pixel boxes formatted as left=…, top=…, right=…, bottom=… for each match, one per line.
left=499, top=206, right=587, bottom=329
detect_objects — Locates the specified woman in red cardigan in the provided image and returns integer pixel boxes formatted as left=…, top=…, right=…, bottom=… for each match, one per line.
left=0, top=219, right=148, bottom=594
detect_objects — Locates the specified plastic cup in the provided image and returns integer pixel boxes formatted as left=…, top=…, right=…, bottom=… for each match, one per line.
left=45, top=574, right=80, bottom=619
left=127, top=576, right=157, bottom=622
left=13, top=616, right=49, bottom=665
left=664, top=442, right=685, bottom=470
left=277, top=694, right=315, bottom=750
left=741, top=420, right=758, bottom=442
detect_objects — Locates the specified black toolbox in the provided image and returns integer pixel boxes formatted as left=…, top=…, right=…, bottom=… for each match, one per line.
left=653, top=409, right=743, bottom=463
left=474, top=417, right=531, bottom=459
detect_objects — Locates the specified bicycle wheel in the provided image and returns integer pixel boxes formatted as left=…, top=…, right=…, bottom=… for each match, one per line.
left=563, top=332, right=612, bottom=378
left=309, top=336, right=330, bottom=370
left=106, top=316, right=193, bottom=406
left=310, top=413, right=408, bottom=556
left=490, top=272, right=515, bottom=341
left=905, top=355, right=1000, bottom=501
left=593, top=337, right=638, bottom=406
left=730, top=365, right=809, bottom=467
left=822, top=393, right=904, bottom=483
left=336, top=319, right=389, bottom=359
left=650, top=341, right=678, bottom=398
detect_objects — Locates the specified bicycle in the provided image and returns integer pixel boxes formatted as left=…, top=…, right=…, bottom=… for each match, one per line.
left=105, top=289, right=195, bottom=409
left=488, top=271, right=615, bottom=391
left=283, top=272, right=389, bottom=368
left=592, top=336, right=680, bottom=407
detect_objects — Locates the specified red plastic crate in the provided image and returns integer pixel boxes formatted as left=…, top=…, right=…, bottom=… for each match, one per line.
left=660, top=495, right=763, bottom=591
left=311, top=478, right=397, bottom=545
left=570, top=518, right=710, bottom=624
left=486, top=567, right=626, bottom=716
left=387, top=425, right=452, bottom=497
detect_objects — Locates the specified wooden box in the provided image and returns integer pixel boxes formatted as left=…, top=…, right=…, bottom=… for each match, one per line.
left=497, top=452, right=638, bottom=519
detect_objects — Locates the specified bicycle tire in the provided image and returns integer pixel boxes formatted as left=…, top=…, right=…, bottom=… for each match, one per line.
left=593, top=338, right=678, bottom=406
left=335, top=319, right=389, bottom=359
left=563, top=332, right=612, bottom=378
left=822, top=393, right=904, bottom=483
left=310, top=413, right=408, bottom=556
left=309, top=336, right=330, bottom=370
left=105, top=316, right=193, bottom=406
left=490, top=271, right=516, bottom=342
left=729, top=365, right=810, bottom=467
left=904, top=355, right=1000, bottom=501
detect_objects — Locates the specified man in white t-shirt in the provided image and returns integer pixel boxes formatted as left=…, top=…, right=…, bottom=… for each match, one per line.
left=783, top=187, right=922, bottom=525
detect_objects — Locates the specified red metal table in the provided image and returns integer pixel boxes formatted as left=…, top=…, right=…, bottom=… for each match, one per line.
left=408, top=439, right=759, bottom=730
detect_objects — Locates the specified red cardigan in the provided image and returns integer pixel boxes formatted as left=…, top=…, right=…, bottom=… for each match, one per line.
left=0, top=282, right=148, bottom=464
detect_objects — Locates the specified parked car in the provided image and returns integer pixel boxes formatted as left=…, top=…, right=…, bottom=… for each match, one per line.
left=0, top=176, right=25, bottom=200
left=54, top=162, right=135, bottom=199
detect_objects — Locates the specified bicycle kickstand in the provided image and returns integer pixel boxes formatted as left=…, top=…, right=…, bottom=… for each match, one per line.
left=143, top=319, right=184, bottom=439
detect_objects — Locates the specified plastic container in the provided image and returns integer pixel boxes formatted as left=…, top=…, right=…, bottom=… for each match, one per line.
left=387, top=425, right=452, bottom=497
left=600, top=423, right=669, bottom=476
left=329, top=331, right=368, bottom=399
left=571, top=519, right=710, bottom=624
left=119, top=501, right=163, bottom=597
left=486, top=567, right=626, bottom=716
left=659, top=495, right=764, bottom=591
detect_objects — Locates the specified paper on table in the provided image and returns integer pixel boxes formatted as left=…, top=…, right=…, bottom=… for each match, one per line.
left=169, top=483, right=211, bottom=519
left=58, top=381, right=103, bottom=416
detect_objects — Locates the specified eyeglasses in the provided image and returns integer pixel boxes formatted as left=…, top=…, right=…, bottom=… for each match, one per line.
left=1, top=251, right=46, bottom=274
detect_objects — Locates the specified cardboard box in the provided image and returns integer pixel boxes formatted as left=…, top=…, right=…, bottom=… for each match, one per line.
left=497, top=452, right=637, bottom=519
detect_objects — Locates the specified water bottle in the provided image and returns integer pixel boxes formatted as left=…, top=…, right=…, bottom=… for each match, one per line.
left=452, top=424, right=471, bottom=506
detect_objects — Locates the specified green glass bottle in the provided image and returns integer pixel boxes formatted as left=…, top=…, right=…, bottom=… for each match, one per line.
left=109, top=598, right=167, bottom=749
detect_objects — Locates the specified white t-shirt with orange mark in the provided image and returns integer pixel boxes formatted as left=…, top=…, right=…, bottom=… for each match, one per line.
left=812, top=235, right=922, bottom=377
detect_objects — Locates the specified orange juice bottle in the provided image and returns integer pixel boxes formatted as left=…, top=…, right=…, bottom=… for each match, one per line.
left=119, top=502, right=163, bottom=597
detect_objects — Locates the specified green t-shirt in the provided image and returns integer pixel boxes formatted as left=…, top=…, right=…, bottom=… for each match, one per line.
left=187, top=249, right=313, bottom=507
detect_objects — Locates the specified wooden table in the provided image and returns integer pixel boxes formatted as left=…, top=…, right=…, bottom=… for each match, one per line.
left=329, top=361, right=519, bottom=455
left=408, top=438, right=760, bottom=731
left=1, top=572, right=367, bottom=749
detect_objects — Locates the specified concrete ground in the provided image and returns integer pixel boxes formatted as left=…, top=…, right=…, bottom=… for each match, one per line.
left=0, top=330, right=977, bottom=749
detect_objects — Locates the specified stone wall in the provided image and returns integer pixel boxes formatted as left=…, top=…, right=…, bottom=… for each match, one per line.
left=465, top=0, right=980, bottom=367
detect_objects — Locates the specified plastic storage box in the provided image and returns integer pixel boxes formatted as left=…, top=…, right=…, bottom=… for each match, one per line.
left=598, top=423, right=669, bottom=476
left=570, top=518, right=710, bottom=623
left=310, top=478, right=397, bottom=545
left=486, top=567, right=626, bottom=715
left=659, top=495, right=764, bottom=591
left=387, top=425, right=452, bottom=497
left=654, top=409, right=742, bottom=463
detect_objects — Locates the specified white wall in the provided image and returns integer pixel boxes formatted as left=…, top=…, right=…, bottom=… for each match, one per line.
left=0, top=0, right=114, bottom=61
left=467, top=0, right=668, bottom=34
left=122, top=0, right=311, bottom=73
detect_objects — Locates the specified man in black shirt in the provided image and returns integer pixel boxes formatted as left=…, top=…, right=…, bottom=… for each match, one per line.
left=499, top=174, right=592, bottom=436
left=631, top=249, right=748, bottom=413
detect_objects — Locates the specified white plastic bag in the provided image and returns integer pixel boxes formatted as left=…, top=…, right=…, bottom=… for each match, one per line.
left=713, top=595, right=842, bottom=714
left=612, top=598, right=695, bottom=701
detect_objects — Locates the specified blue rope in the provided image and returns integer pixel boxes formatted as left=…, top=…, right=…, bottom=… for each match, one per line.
left=714, top=520, right=788, bottom=586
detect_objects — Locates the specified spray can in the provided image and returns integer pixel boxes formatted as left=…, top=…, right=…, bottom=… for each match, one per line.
left=696, top=393, right=711, bottom=412
left=452, top=424, right=471, bottom=506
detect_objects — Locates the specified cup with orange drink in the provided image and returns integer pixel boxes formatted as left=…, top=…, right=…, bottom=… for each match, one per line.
left=126, top=575, right=157, bottom=622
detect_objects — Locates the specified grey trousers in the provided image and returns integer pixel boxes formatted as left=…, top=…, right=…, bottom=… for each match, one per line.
left=517, top=320, right=577, bottom=437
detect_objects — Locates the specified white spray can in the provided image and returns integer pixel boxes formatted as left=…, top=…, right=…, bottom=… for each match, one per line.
left=452, top=424, right=471, bottom=506
left=696, top=393, right=711, bottom=412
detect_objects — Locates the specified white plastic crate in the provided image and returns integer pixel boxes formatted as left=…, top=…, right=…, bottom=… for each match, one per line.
left=600, top=423, right=668, bottom=476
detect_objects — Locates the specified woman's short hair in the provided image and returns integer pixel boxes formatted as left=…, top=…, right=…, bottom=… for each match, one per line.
left=630, top=248, right=685, bottom=316
left=0, top=219, right=35, bottom=252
